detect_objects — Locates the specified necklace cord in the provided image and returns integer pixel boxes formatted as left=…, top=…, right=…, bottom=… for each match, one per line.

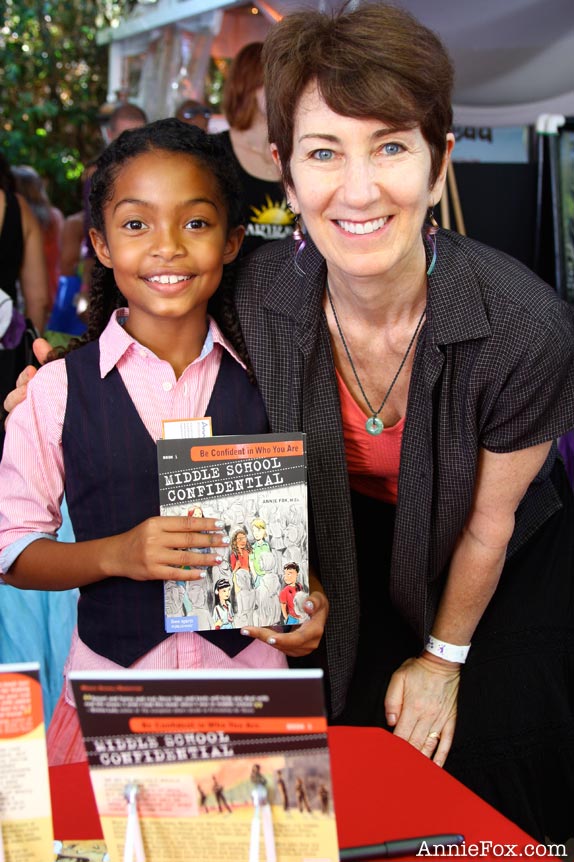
left=326, top=283, right=426, bottom=427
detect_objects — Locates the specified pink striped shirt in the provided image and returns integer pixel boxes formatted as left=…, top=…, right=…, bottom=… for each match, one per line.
left=0, top=309, right=286, bottom=706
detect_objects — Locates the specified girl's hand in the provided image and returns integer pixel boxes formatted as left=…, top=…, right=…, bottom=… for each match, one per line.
left=240, top=590, right=329, bottom=657
left=384, top=653, right=460, bottom=767
left=104, top=514, right=229, bottom=581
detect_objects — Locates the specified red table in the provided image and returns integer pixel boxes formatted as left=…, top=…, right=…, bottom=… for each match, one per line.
left=50, top=726, right=555, bottom=860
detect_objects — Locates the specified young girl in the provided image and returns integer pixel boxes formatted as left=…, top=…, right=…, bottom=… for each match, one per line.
left=0, top=119, right=291, bottom=766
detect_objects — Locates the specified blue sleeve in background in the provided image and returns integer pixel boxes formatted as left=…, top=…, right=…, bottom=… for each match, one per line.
left=0, top=495, right=78, bottom=725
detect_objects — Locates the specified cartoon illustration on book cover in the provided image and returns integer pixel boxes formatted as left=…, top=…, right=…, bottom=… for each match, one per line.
left=157, top=434, right=308, bottom=633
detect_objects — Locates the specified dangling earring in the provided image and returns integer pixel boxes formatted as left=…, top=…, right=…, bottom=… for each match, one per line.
left=425, top=207, right=438, bottom=277
left=293, top=215, right=306, bottom=249
left=292, top=214, right=306, bottom=275
left=427, top=207, right=439, bottom=233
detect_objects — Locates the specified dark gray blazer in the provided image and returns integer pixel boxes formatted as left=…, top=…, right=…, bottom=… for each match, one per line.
left=234, top=229, right=574, bottom=717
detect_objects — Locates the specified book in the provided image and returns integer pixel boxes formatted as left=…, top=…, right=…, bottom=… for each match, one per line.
left=0, top=662, right=54, bottom=862
left=157, top=433, right=308, bottom=634
left=70, top=668, right=339, bottom=862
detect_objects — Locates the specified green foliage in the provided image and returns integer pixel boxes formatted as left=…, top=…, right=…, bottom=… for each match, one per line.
left=0, top=0, right=132, bottom=213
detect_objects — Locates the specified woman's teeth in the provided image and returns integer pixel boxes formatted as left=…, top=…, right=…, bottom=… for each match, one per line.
left=337, top=217, right=388, bottom=235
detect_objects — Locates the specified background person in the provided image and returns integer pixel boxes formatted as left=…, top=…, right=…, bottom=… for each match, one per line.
left=0, top=153, right=50, bottom=446
left=11, top=164, right=64, bottom=307
left=99, top=101, right=148, bottom=145
left=216, top=42, right=294, bottom=256
left=0, top=154, right=66, bottom=723
left=175, top=98, right=212, bottom=131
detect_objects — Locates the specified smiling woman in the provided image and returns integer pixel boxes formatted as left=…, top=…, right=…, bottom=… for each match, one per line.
left=284, top=88, right=449, bottom=290
left=231, top=2, right=574, bottom=843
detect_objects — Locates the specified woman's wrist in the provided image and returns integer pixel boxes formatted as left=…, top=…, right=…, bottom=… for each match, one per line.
left=418, top=650, right=462, bottom=674
left=425, top=634, right=471, bottom=664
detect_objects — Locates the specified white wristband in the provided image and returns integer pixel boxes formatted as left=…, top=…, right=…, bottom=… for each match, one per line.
left=425, top=635, right=470, bottom=664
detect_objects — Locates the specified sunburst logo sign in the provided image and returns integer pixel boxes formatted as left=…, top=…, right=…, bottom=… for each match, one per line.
left=246, top=196, right=295, bottom=242
left=251, top=196, right=294, bottom=226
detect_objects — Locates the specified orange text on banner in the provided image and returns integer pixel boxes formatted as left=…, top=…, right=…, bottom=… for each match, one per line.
left=190, top=441, right=304, bottom=462
left=129, top=716, right=326, bottom=735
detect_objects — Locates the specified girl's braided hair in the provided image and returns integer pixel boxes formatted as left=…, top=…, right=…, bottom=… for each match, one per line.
left=53, top=118, right=254, bottom=379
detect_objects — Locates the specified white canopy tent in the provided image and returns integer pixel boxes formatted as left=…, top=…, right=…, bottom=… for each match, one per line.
left=269, top=0, right=574, bottom=125
left=97, top=0, right=574, bottom=126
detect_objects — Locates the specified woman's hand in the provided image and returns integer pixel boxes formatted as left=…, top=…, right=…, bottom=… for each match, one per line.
left=103, top=514, right=229, bottom=582
left=241, top=590, right=329, bottom=657
left=3, top=337, right=52, bottom=416
left=382, top=442, right=553, bottom=767
left=384, top=652, right=460, bottom=767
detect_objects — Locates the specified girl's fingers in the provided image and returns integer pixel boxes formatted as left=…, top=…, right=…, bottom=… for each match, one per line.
left=184, top=516, right=227, bottom=532
left=160, top=515, right=228, bottom=534
left=242, top=613, right=326, bottom=657
left=154, top=565, right=209, bottom=581
left=152, top=528, right=228, bottom=551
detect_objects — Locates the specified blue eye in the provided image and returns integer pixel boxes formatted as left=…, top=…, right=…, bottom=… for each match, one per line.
left=382, top=142, right=403, bottom=156
left=311, top=149, right=334, bottom=161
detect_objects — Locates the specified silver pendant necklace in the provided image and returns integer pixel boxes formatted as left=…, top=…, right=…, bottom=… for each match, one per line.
left=326, top=283, right=426, bottom=436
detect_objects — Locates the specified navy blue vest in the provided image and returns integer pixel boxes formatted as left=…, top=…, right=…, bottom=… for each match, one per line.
left=63, top=340, right=269, bottom=665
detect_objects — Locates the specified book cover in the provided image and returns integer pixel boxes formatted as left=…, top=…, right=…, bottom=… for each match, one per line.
left=157, top=433, right=308, bottom=634
left=70, top=668, right=339, bottom=862
left=0, top=662, right=54, bottom=862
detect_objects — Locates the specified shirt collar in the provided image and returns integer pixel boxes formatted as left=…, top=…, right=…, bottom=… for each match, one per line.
left=98, top=309, right=246, bottom=378
left=424, top=231, right=492, bottom=345
left=260, top=232, right=491, bottom=348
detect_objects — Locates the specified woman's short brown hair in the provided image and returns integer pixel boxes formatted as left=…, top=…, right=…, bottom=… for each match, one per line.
left=263, top=3, right=454, bottom=188
left=223, top=42, right=264, bottom=131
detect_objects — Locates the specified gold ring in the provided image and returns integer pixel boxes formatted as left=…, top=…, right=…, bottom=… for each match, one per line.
left=427, top=731, right=440, bottom=740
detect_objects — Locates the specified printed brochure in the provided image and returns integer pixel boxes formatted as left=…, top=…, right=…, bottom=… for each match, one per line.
left=70, top=668, right=339, bottom=862
left=0, top=662, right=53, bottom=862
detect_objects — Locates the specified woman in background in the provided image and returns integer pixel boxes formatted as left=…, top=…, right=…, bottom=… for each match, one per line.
left=0, top=154, right=49, bottom=437
left=0, top=155, right=69, bottom=724
left=11, top=164, right=64, bottom=305
left=217, top=42, right=294, bottom=256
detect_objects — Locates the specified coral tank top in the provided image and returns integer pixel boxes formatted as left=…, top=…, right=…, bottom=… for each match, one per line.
left=336, top=368, right=404, bottom=504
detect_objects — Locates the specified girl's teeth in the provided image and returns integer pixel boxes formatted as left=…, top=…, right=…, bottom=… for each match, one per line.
left=148, top=275, right=188, bottom=284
